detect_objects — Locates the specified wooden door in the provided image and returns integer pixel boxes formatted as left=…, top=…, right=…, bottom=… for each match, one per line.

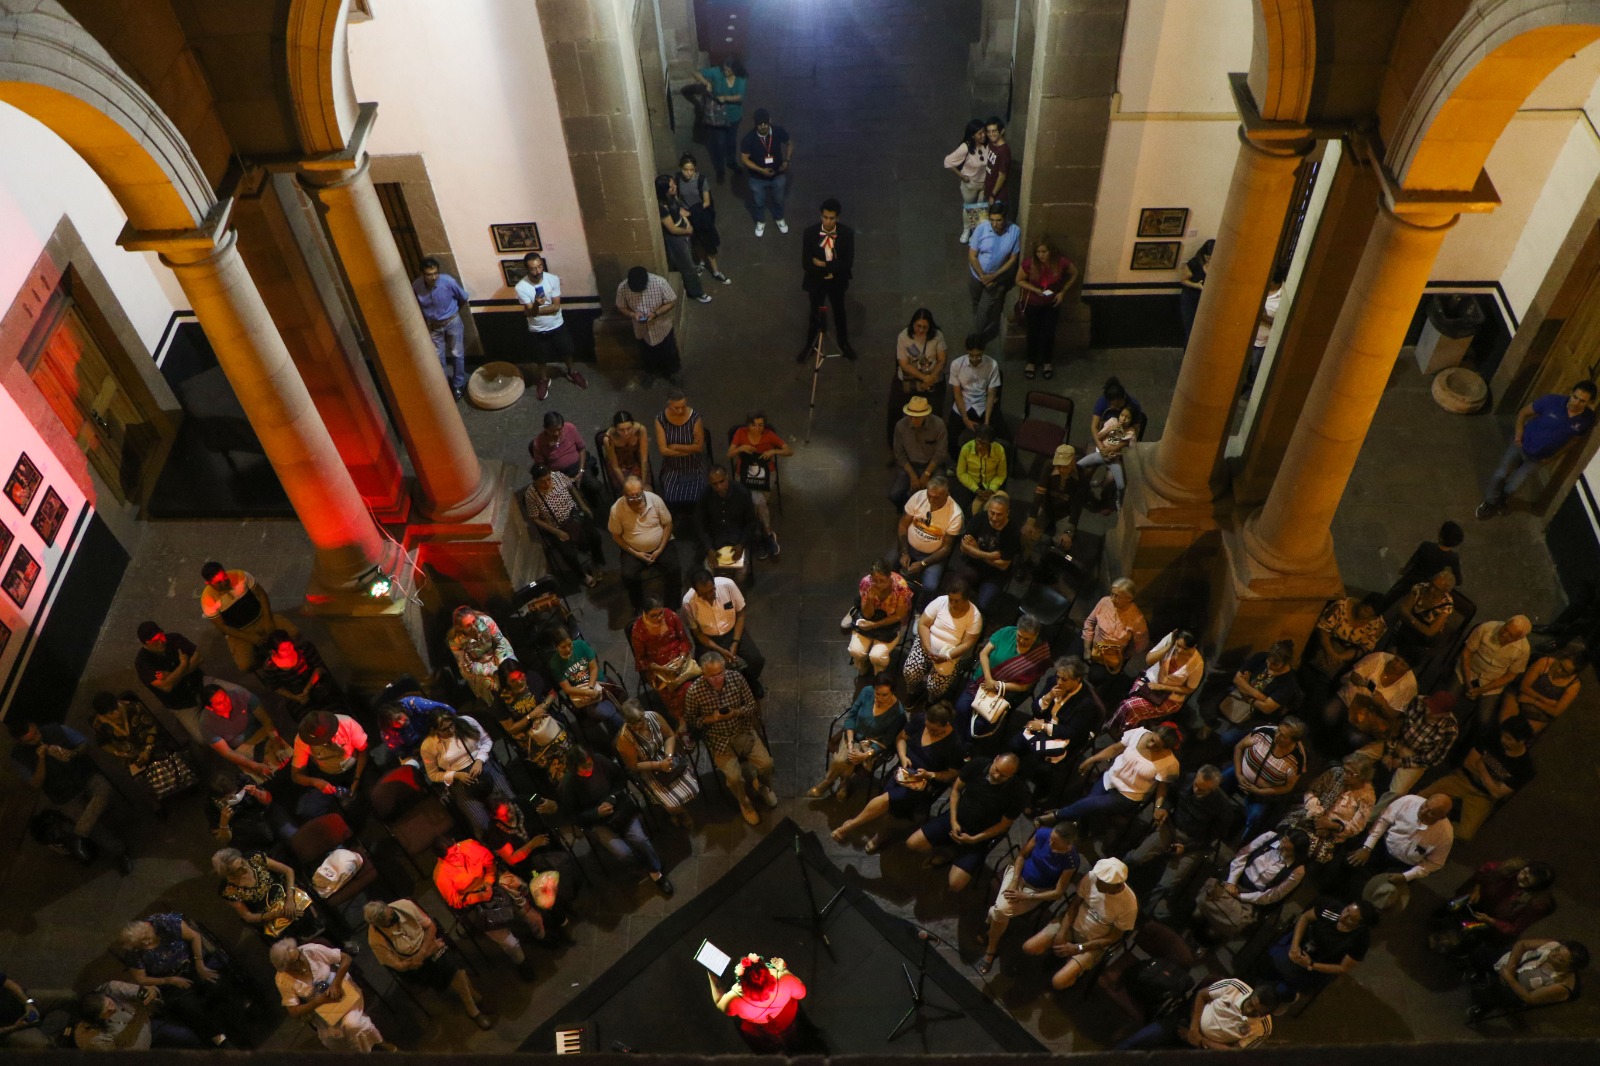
left=1523, top=221, right=1600, bottom=404
left=28, top=305, right=159, bottom=503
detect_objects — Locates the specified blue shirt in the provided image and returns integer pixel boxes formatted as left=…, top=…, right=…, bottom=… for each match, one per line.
left=842, top=687, right=906, bottom=748
left=699, top=66, right=747, bottom=124
left=1020, top=825, right=1079, bottom=888
left=1094, top=394, right=1143, bottom=423
left=969, top=221, right=1021, bottom=280
left=1521, top=393, right=1595, bottom=459
left=412, top=273, right=470, bottom=324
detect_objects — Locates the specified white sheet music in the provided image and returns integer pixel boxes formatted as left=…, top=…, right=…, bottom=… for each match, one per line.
left=695, top=939, right=731, bottom=976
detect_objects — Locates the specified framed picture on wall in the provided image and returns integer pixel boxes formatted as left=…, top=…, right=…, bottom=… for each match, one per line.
left=491, top=223, right=542, bottom=254
left=32, top=487, right=68, bottom=547
left=500, top=259, right=531, bottom=288
left=1130, top=241, right=1182, bottom=271
left=4, top=454, right=41, bottom=515
left=0, top=618, right=11, bottom=660
left=3, top=544, right=39, bottom=608
left=1137, top=207, right=1189, bottom=238
left=0, top=517, right=11, bottom=562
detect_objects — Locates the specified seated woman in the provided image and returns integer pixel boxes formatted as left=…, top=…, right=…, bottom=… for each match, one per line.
left=74, top=980, right=210, bottom=1049
left=1324, top=652, right=1415, bottom=756
left=602, top=410, right=651, bottom=493
left=525, top=464, right=605, bottom=588
left=954, top=614, right=1052, bottom=747
left=1468, top=939, right=1589, bottom=1021
left=1109, top=629, right=1203, bottom=737
left=1304, top=593, right=1387, bottom=684
left=488, top=659, right=557, bottom=738
left=1077, top=406, right=1137, bottom=511
left=1011, top=656, right=1104, bottom=807
left=1431, top=859, right=1556, bottom=965
left=1079, top=577, right=1149, bottom=696
left=1213, top=640, right=1301, bottom=748
left=377, top=695, right=453, bottom=764
left=1194, top=828, right=1310, bottom=942
left=902, top=579, right=984, bottom=706
left=257, top=631, right=341, bottom=719
left=269, top=937, right=392, bottom=1052
left=364, top=899, right=493, bottom=1030
left=1499, top=645, right=1583, bottom=738
left=481, top=799, right=578, bottom=927
left=209, top=780, right=297, bottom=850
left=431, top=835, right=549, bottom=976
left=1225, top=718, right=1309, bottom=843
left=629, top=596, right=698, bottom=729
left=616, top=698, right=699, bottom=826
left=421, top=712, right=513, bottom=836
left=1046, top=722, right=1180, bottom=833
left=831, top=702, right=964, bottom=853
left=112, top=915, right=247, bottom=1043
left=1283, top=753, right=1376, bottom=867
left=1387, top=568, right=1456, bottom=673
left=953, top=424, right=1007, bottom=515
left=1261, top=897, right=1378, bottom=1003
left=446, top=606, right=515, bottom=705
left=809, top=674, right=906, bottom=799
left=90, top=690, right=194, bottom=809
left=548, top=627, right=623, bottom=741
left=844, top=561, right=914, bottom=679
left=212, top=847, right=316, bottom=939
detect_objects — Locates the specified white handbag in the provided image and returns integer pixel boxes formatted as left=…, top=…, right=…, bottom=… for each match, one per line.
left=972, top=687, right=1011, bottom=725
left=312, top=848, right=364, bottom=896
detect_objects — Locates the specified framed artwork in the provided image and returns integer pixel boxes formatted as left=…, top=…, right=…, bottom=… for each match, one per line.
left=0, top=618, right=10, bottom=660
left=1137, top=207, right=1189, bottom=238
left=500, top=259, right=530, bottom=288
left=5, top=454, right=41, bottom=514
left=1130, top=241, right=1182, bottom=271
left=3, top=544, right=39, bottom=608
left=31, top=487, right=68, bottom=547
left=491, top=223, right=542, bottom=254
left=0, top=517, right=11, bottom=561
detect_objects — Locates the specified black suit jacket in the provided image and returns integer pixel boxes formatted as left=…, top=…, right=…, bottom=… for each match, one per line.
left=800, top=223, right=855, bottom=290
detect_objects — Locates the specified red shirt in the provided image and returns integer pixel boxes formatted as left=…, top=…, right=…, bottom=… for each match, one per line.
left=725, top=973, right=806, bottom=1034
left=433, top=839, right=497, bottom=909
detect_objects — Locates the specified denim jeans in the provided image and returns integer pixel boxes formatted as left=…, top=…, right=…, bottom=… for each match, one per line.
left=1485, top=441, right=1544, bottom=505
left=748, top=173, right=788, bottom=222
left=592, top=814, right=661, bottom=873
left=704, top=125, right=738, bottom=180
left=1054, top=775, right=1140, bottom=824
left=429, top=316, right=467, bottom=389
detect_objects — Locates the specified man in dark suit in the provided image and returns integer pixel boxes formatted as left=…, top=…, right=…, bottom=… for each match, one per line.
left=798, top=198, right=857, bottom=361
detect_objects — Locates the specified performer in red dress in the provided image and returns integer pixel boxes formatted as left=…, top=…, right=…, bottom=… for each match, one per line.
left=708, top=953, right=809, bottom=1053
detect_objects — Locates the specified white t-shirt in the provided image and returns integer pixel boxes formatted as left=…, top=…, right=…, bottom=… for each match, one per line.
left=904, top=490, right=964, bottom=554
left=684, top=576, right=745, bottom=638
left=608, top=491, right=670, bottom=553
left=1071, top=879, right=1138, bottom=942
left=1102, top=726, right=1180, bottom=800
left=948, top=355, right=1001, bottom=416
left=920, top=595, right=983, bottom=657
left=1339, top=652, right=1416, bottom=708
left=515, top=270, right=564, bottom=332
left=1198, top=979, right=1272, bottom=1049
left=1253, top=287, right=1282, bottom=347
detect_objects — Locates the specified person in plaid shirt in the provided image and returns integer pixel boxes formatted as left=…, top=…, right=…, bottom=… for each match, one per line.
left=1382, top=691, right=1461, bottom=796
left=684, top=652, right=775, bottom=825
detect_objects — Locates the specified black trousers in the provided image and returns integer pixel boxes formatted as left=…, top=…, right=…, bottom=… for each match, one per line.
left=619, top=541, right=683, bottom=610
left=804, top=281, right=851, bottom=350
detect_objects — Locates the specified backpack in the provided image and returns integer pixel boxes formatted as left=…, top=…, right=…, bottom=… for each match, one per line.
left=1126, top=958, right=1191, bottom=1007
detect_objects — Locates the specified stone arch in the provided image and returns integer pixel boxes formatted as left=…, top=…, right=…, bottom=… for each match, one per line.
left=0, top=3, right=213, bottom=232
left=287, top=0, right=359, bottom=154
left=1250, top=0, right=1318, bottom=122
left=1385, top=0, right=1600, bottom=192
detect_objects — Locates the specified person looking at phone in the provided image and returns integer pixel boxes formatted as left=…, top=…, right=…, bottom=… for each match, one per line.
left=615, top=267, right=681, bottom=387
left=515, top=251, right=588, bottom=401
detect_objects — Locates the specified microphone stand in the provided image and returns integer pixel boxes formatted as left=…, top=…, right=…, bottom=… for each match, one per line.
left=887, top=925, right=963, bottom=1041
left=776, top=835, right=846, bottom=960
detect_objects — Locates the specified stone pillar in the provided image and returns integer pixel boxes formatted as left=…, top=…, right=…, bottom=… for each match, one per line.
left=538, top=0, right=668, bottom=377
left=127, top=222, right=427, bottom=686
left=969, top=0, right=1020, bottom=118
left=1110, top=91, right=1310, bottom=616
left=298, top=153, right=492, bottom=524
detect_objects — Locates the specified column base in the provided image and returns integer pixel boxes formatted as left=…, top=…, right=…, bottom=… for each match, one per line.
left=403, top=460, right=545, bottom=619
left=302, top=544, right=429, bottom=690
left=349, top=456, right=411, bottom=525
left=1108, top=447, right=1221, bottom=628
left=1208, top=517, right=1345, bottom=665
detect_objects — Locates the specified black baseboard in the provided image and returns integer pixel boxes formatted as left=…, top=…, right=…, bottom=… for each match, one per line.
left=470, top=305, right=601, bottom=364
left=1082, top=290, right=1185, bottom=348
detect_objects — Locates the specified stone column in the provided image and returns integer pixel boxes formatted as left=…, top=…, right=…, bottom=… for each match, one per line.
left=298, top=150, right=493, bottom=524
left=538, top=0, right=667, bottom=376
left=131, top=224, right=427, bottom=686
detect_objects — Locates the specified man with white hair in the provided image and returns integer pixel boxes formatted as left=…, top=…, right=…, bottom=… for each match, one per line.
left=1022, top=857, right=1138, bottom=989
left=608, top=475, right=681, bottom=610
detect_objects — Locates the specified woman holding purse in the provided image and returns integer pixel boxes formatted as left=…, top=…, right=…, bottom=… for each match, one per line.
left=616, top=698, right=699, bottom=825
left=628, top=596, right=700, bottom=729
left=1080, top=578, right=1149, bottom=693
left=809, top=674, right=906, bottom=799
left=953, top=615, right=1053, bottom=747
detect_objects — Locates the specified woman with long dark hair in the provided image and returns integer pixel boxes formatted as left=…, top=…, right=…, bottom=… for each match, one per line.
left=943, top=118, right=988, bottom=243
left=886, top=307, right=947, bottom=448
left=1179, top=238, right=1214, bottom=341
left=1015, top=236, right=1078, bottom=379
left=656, top=173, right=709, bottom=302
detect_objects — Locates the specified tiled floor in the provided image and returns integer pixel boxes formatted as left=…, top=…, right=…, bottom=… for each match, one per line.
left=3, top=0, right=1598, bottom=1053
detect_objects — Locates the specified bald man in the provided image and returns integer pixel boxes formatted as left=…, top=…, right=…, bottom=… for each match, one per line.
left=1456, top=616, right=1531, bottom=738
left=907, top=752, right=1026, bottom=891
left=1346, top=792, right=1454, bottom=890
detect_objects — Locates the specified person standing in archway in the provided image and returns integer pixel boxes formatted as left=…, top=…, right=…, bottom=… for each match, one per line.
left=1476, top=380, right=1596, bottom=520
left=412, top=257, right=471, bottom=400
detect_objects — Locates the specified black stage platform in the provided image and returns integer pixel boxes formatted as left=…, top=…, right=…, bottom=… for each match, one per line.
left=523, top=819, right=1043, bottom=1056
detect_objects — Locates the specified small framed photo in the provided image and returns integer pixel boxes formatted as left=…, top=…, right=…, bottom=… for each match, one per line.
left=1137, top=207, right=1189, bottom=238
left=491, top=223, right=542, bottom=254
left=31, top=487, right=68, bottom=547
left=3, top=544, right=39, bottom=608
left=0, top=618, right=11, bottom=660
left=1130, top=241, right=1182, bottom=271
left=5, top=454, right=41, bottom=514
left=0, top=517, right=12, bottom=561
left=500, top=259, right=530, bottom=288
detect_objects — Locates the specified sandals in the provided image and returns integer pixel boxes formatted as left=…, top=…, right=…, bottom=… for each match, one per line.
left=831, top=826, right=850, bottom=843
left=1042, top=365, right=1054, bottom=379
left=976, top=954, right=997, bottom=976
left=807, top=783, right=831, bottom=799
left=864, top=832, right=889, bottom=854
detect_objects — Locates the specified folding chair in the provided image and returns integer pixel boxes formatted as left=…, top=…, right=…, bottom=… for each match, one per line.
left=1096, top=918, right=1198, bottom=1022
left=1013, top=391, right=1075, bottom=480
left=368, top=766, right=458, bottom=880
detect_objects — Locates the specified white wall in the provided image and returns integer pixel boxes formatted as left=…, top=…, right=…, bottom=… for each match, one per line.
left=0, top=102, right=184, bottom=352
left=1500, top=120, right=1600, bottom=318
left=1087, top=0, right=1253, bottom=285
left=348, top=0, right=595, bottom=298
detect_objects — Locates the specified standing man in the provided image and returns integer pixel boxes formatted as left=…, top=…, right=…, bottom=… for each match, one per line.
left=798, top=198, right=857, bottom=360
left=740, top=108, right=792, bottom=237
left=514, top=251, right=588, bottom=402
left=1477, top=380, right=1596, bottom=519
left=948, top=336, right=1003, bottom=454
left=134, top=621, right=207, bottom=743
left=982, top=116, right=1011, bottom=204
left=684, top=652, right=776, bottom=826
left=6, top=719, right=132, bottom=872
left=411, top=256, right=472, bottom=400
left=615, top=266, right=681, bottom=386
left=890, top=395, right=949, bottom=509
left=608, top=475, right=681, bottom=611
left=967, top=202, right=1021, bottom=344
left=199, top=561, right=297, bottom=672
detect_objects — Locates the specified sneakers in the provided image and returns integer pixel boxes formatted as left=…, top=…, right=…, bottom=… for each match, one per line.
left=695, top=293, right=713, bottom=304
left=1475, top=499, right=1505, bottom=520
left=695, top=264, right=705, bottom=276
left=755, top=222, right=766, bottom=237
left=568, top=368, right=589, bottom=390
left=758, top=784, right=780, bottom=808
left=776, top=219, right=789, bottom=234
left=712, top=272, right=732, bottom=284
left=766, top=532, right=780, bottom=558
left=535, top=377, right=550, bottom=402
left=959, top=228, right=972, bottom=244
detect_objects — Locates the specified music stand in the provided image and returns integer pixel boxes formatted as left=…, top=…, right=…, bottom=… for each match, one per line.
left=775, top=835, right=846, bottom=960
left=887, top=926, right=964, bottom=1041
left=803, top=303, right=841, bottom=443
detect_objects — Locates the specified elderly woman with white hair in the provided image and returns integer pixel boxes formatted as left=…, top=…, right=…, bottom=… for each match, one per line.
left=1080, top=577, right=1149, bottom=693
left=365, top=899, right=493, bottom=1029
left=270, top=937, right=394, bottom=1052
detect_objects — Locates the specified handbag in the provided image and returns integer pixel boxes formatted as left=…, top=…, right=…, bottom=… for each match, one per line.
left=139, top=751, right=198, bottom=799
left=467, top=884, right=520, bottom=931
left=698, top=91, right=730, bottom=128
left=262, top=882, right=315, bottom=938
left=736, top=451, right=772, bottom=491
left=1089, top=640, right=1125, bottom=675
left=312, top=848, right=364, bottom=896
left=972, top=686, right=1011, bottom=725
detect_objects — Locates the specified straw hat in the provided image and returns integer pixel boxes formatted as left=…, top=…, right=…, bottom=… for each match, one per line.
left=902, top=395, right=933, bottom=417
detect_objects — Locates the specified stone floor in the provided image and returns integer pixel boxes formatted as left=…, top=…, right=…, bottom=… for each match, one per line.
left=3, top=0, right=1598, bottom=1053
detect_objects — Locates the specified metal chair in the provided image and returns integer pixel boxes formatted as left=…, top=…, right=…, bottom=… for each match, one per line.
left=1013, top=391, right=1075, bottom=480
left=368, top=766, right=459, bottom=880
left=1094, top=918, right=1198, bottom=1020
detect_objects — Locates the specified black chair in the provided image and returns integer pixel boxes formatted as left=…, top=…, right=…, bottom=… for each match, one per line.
left=1013, top=391, right=1075, bottom=480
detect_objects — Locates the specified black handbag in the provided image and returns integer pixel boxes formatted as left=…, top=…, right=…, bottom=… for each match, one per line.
left=467, top=885, right=519, bottom=931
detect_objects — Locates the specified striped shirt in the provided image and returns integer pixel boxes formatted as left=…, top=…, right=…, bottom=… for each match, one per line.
left=1237, top=725, right=1305, bottom=792
left=525, top=474, right=581, bottom=525
left=614, top=272, right=678, bottom=348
